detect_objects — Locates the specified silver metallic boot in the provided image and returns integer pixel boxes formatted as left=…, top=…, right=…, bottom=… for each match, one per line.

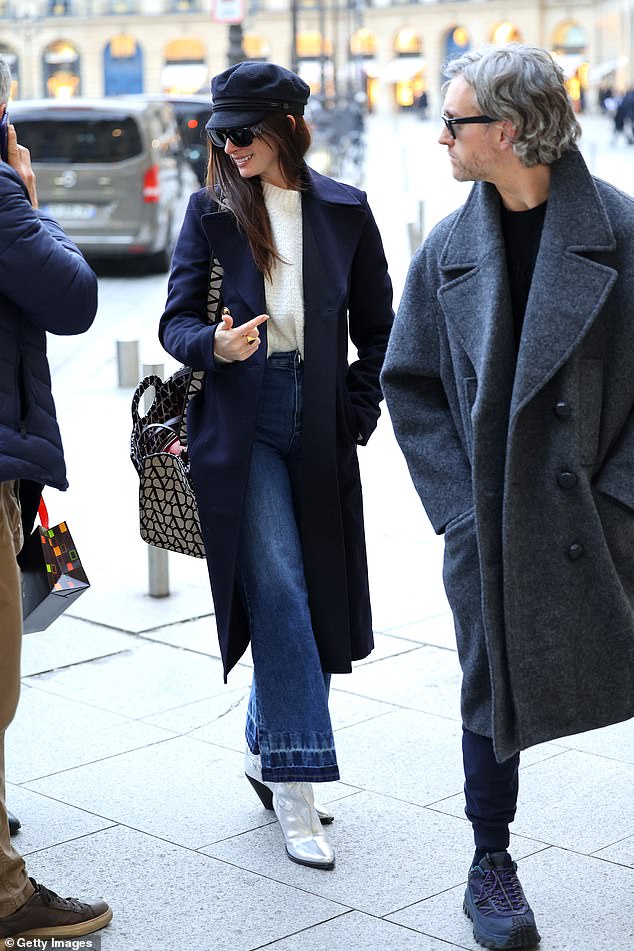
left=272, top=782, right=335, bottom=870
left=244, top=748, right=334, bottom=824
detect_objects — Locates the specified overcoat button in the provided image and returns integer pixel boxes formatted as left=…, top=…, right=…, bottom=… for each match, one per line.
left=554, top=401, right=572, bottom=419
left=568, top=543, right=585, bottom=561
left=557, top=471, right=578, bottom=489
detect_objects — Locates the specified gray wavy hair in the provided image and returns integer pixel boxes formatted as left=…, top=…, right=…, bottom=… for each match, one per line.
left=0, top=58, right=11, bottom=105
left=444, top=44, right=581, bottom=167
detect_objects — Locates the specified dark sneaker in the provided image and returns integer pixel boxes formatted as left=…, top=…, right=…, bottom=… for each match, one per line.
left=463, top=852, right=540, bottom=949
left=0, top=878, right=112, bottom=945
left=7, top=810, right=20, bottom=836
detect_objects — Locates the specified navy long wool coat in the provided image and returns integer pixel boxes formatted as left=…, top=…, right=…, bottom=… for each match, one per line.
left=160, top=168, right=393, bottom=680
left=382, top=148, right=634, bottom=762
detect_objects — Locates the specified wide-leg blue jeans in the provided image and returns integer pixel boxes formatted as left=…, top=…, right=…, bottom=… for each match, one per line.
left=237, top=352, right=339, bottom=784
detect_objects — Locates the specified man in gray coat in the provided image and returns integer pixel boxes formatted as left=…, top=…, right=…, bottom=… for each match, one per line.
left=381, top=44, right=634, bottom=950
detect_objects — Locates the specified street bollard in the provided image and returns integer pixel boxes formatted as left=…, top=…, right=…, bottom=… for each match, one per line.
left=142, top=361, right=170, bottom=598
left=148, top=544, right=170, bottom=598
left=116, top=339, right=139, bottom=388
left=407, top=200, right=425, bottom=255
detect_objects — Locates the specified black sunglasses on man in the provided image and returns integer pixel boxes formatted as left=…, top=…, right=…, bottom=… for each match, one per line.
left=441, top=113, right=497, bottom=139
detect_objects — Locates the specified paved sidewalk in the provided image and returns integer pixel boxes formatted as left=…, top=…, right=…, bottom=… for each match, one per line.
left=6, top=112, right=634, bottom=950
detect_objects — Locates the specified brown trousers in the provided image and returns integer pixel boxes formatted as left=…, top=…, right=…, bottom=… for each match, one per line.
left=0, top=481, right=34, bottom=916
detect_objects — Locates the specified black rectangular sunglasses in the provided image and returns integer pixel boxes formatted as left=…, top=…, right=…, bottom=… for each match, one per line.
left=207, top=126, right=261, bottom=149
left=441, top=113, right=497, bottom=139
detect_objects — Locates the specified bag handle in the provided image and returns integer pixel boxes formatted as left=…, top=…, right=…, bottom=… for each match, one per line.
left=131, top=374, right=164, bottom=426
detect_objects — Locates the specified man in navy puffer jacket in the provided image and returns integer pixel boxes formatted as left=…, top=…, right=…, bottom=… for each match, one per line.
left=0, top=60, right=112, bottom=943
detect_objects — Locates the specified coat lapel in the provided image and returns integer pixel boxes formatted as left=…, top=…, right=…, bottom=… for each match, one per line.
left=302, top=167, right=366, bottom=315
left=437, top=183, right=516, bottom=385
left=510, top=150, right=618, bottom=417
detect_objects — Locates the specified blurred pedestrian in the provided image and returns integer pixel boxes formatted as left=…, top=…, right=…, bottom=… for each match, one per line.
left=382, top=43, right=634, bottom=950
left=0, top=59, right=112, bottom=944
left=417, top=90, right=429, bottom=119
left=160, top=61, right=393, bottom=870
left=621, top=86, right=634, bottom=143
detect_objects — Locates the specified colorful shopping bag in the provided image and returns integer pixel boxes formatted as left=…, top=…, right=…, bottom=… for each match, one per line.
left=18, top=499, right=90, bottom=634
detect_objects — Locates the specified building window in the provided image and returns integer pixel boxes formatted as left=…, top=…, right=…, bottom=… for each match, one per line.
left=107, top=0, right=139, bottom=13
left=49, top=0, right=73, bottom=15
left=105, top=35, right=144, bottom=94
left=169, top=0, right=201, bottom=12
left=490, top=22, right=522, bottom=45
left=243, top=33, right=271, bottom=62
left=162, top=37, right=207, bottom=94
left=43, top=39, right=80, bottom=97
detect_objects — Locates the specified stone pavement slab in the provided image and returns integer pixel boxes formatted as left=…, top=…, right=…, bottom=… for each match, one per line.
left=23, top=640, right=252, bottom=719
left=21, top=616, right=136, bottom=676
left=595, top=835, right=634, bottom=867
left=557, top=716, right=634, bottom=766
left=263, top=910, right=466, bottom=951
left=143, top=682, right=398, bottom=752
left=132, top=612, right=222, bottom=656
left=331, top=707, right=464, bottom=806
left=5, top=784, right=115, bottom=854
left=25, top=736, right=281, bottom=848
left=6, top=684, right=174, bottom=783
left=383, top=613, right=456, bottom=650
left=341, top=644, right=462, bottom=721
left=23, top=825, right=347, bottom=951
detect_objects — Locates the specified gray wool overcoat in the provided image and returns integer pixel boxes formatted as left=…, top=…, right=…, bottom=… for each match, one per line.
left=381, top=148, right=634, bottom=762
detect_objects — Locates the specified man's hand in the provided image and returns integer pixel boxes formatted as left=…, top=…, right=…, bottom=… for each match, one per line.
left=214, top=311, right=269, bottom=362
left=7, top=124, right=38, bottom=208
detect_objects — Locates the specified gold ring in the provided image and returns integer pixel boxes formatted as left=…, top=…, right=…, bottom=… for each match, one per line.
left=245, top=335, right=257, bottom=344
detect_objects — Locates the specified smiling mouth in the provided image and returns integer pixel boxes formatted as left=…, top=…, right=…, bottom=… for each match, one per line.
left=233, top=154, right=254, bottom=167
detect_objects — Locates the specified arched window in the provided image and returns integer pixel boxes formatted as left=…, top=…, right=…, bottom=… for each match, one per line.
left=242, top=33, right=271, bottom=62
left=43, top=40, right=80, bottom=98
left=490, top=23, right=523, bottom=45
left=350, top=29, right=377, bottom=59
left=552, top=21, right=588, bottom=54
left=394, top=28, right=423, bottom=57
left=162, top=38, right=207, bottom=95
left=104, top=35, right=143, bottom=96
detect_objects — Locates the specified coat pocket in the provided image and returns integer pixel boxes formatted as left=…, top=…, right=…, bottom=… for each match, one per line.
left=592, top=487, right=634, bottom=601
left=579, top=358, right=602, bottom=466
left=462, top=376, right=477, bottom=456
left=15, top=349, right=33, bottom=436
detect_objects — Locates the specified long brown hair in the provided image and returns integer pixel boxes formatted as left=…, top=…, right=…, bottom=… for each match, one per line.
left=206, top=114, right=311, bottom=278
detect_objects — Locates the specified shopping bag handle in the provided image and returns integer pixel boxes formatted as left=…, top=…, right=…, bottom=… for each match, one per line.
left=38, top=497, right=49, bottom=531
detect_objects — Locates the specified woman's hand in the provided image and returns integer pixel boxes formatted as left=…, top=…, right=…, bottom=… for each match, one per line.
left=7, top=124, right=38, bottom=208
left=214, top=311, right=269, bottom=362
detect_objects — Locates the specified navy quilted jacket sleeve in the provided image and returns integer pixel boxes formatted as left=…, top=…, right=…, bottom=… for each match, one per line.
left=0, top=163, right=98, bottom=489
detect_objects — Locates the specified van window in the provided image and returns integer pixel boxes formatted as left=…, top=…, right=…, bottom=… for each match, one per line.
left=14, top=116, right=143, bottom=163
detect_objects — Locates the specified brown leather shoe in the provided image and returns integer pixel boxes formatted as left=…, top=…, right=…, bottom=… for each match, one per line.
left=0, top=878, right=112, bottom=946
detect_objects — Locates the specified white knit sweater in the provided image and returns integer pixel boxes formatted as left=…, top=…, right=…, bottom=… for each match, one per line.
left=262, top=181, right=304, bottom=358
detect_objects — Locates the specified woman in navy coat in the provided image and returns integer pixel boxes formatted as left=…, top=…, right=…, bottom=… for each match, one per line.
left=159, top=62, right=393, bottom=869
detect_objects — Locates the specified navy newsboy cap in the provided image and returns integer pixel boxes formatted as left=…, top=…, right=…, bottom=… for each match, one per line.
left=208, top=61, right=310, bottom=129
